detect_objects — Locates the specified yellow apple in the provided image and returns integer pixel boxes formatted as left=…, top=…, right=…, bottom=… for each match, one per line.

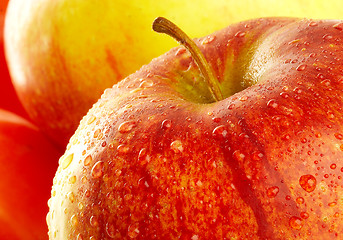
left=4, top=0, right=342, bottom=149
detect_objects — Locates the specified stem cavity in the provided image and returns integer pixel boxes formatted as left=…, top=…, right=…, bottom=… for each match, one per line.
left=152, top=17, right=223, bottom=102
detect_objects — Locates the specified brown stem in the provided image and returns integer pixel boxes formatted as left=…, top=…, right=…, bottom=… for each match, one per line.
left=152, top=17, right=223, bottom=102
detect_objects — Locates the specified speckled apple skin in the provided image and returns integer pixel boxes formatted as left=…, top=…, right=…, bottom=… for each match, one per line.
left=48, top=18, right=343, bottom=239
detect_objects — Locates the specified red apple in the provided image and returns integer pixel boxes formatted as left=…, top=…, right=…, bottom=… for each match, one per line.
left=0, top=0, right=27, bottom=119
left=47, top=17, right=343, bottom=239
left=0, top=109, right=61, bottom=240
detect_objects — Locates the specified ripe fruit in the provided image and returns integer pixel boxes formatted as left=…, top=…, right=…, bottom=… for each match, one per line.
left=5, top=0, right=343, bottom=148
left=0, top=0, right=27, bottom=118
left=0, top=109, right=61, bottom=240
left=47, top=17, right=343, bottom=239
left=3, top=0, right=244, bottom=148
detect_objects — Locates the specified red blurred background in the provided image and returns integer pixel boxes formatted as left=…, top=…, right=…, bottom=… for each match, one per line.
left=1, top=0, right=28, bottom=119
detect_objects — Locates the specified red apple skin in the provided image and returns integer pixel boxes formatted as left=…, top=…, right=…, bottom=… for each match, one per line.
left=0, top=1, right=28, bottom=119
left=0, top=109, right=62, bottom=240
left=48, top=18, right=343, bottom=239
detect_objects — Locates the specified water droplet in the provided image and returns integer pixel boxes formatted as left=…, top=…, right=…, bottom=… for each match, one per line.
left=84, top=155, right=92, bottom=166
left=69, top=175, right=77, bottom=184
left=296, top=197, right=305, bottom=204
left=328, top=202, right=337, bottom=207
left=228, top=104, right=235, bottom=110
left=300, top=212, right=309, bottom=219
left=139, top=80, right=154, bottom=88
left=266, top=186, right=279, bottom=198
left=321, top=79, right=331, bottom=86
left=93, top=129, right=102, bottom=139
left=87, top=115, right=96, bottom=124
left=280, top=92, right=289, bottom=99
left=333, top=22, right=343, bottom=30
left=267, top=99, right=278, bottom=109
left=201, top=35, right=216, bottom=45
left=161, top=119, right=172, bottom=130
left=71, top=214, right=78, bottom=226
left=289, top=216, right=303, bottom=230
left=191, top=235, right=199, bottom=240
left=233, top=150, right=245, bottom=161
left=61, top=154, right=74, bottom=169
left=118, top=121, right=136, bottom=133
left=239, top=95, right=248, bottom=101
left=90, top=216, right=99, bottom=227
left=128, top=222, right=140, bottom=238
left=175, top=47, right=186, bottom=56
left=309, top=21, right=318, bottom=27
left=299, top=174, right=317, bottom=192
left=77, top=233, right=83, bottom=240
left=117, top=144, right=130, bottom=154
left=212, top=125, right=228, bottom=139
left=296, top=64, right=307, bottom=71
left=334, top=133, right=343, bottom=140
left=170, top=140, right=183, bottom=153
left=330, top=164, right=337, bottom=169
left=323, top=34, right=333, bottom=40
left=91, top=161, right=104, bottom=179
left=235, top=31, right=246, bottom=37
left=252, top=151, right=264, bottom=161
left=106, top=222, right=116, bottom=238
left=68, top=192, right=75, bottom=203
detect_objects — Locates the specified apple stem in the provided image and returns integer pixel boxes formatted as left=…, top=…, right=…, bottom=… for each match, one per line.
left=152, top=17, right=224, bottom=102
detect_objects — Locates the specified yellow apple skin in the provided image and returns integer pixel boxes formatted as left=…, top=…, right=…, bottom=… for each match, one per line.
left=4, top=0, right=343, bottom=149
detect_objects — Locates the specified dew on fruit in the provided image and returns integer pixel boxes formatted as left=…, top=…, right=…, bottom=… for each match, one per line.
left=300, top=212, right=310, bottom=219
left=296, top=197, right=305, bottom=204
left=106, top=222, right=116, bottom=238
left=93, top=129, right=103, bottom=139
left=128, top=222, right=140, bottom=238
left=266, top=186, right=279, bottom=198
left=321, top=79, right=332, bottom=86
left=84, top=155, right=92, bottom=166
left=235, top=31, right=246, bottom=37
left=328, top=202, right=337, bottom=207
left=212, top=125, right=228, bottom=139
left=61, top=153, right=74, bottom=169
left=170, top=140, right=184, bottom=153
left=191, top=235, right=199, bottom=240
left=334, top=133, right=343, bottom=140
left=118, top=121, right=136, bottom=133
left=69, top=175, right=77, bottom=184
left=68, top=192, right=75, bottom=203
left=87, top=115, right=97, bottom=125
left=161, top=119, right=172, bottom=130
left=91, top=161, right=104, bottom=179
left=117, top=144, right=130, bottom=154
left=299, top=174, right=317, bottom=192
left=77, top=233, right=83, bottom=240
left=333, top=22, right=343, bottom=30
left=296, top=64, right=307, bottom=71
left=308, top=21, right=318, bottom=27
left=139, top=79, right=154, bottom=88
left=90, top=216, right=99, bottom=227
left=330, top=164, right=337, bottom=169
left=201, top=35, right=216, bottom=45
left=289, top=216, right=303, bottom=230
left=71, top=214, right=78, bottom=227
left=267, top=99, right=278, bottom=109
left=323, top=34, right=333, bottom=40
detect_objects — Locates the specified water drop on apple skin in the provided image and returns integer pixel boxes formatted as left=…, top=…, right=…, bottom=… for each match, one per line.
left=266, top=186, right=279, bottom=198
left=299, top=174, right=316, bottom=192
left=289, top=216, right=303, bottom=230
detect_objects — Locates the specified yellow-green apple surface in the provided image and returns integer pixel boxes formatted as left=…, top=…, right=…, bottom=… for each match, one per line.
left=0, top=109, right=61, bottom=240
left=47, top=17, right=343, bottom=239
left=4, top=0, right=343, bottom=148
